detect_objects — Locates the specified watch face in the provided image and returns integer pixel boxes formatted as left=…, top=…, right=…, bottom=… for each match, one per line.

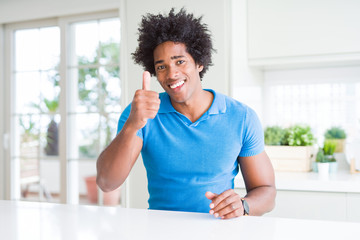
left=242, top=198, right=249, bottom=215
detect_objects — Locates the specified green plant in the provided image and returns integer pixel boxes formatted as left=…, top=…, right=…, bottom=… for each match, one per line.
left=323, top=139, right=337, bottom=155
left=316, top=140, right=337, bottom=163
left=44, top=97, right=59, bottom=113
left=264, top=126, right=286, bottom=145
left=324, top=126, right=346, bottom=139
left=316, top=148, right=326, bottom=163
left=77, top=41, right=120, bottom=157
left=282, top=125, right=315, bottom=146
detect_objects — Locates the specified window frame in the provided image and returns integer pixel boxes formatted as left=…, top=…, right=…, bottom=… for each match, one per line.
left=0, top=24, right=5, bottom=200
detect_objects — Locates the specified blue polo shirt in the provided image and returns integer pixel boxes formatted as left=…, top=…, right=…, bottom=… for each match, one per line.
left=117, top=89, right=264, bottom=213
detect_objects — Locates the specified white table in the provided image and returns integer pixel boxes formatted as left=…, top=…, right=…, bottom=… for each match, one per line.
left=0, top=200, right=359, bottom=240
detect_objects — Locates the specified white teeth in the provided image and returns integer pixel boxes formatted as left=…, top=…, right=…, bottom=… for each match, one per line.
left=170, top=80, right=184, bottom=89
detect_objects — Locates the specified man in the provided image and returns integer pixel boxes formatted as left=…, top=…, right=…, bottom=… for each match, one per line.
left=97, top=8, right=276, bottom=219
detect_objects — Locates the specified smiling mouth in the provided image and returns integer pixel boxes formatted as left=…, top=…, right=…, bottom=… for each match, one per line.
left=169, top=80, right=185, bottom=89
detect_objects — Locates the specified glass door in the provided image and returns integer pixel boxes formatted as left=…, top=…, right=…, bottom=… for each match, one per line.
left=67, top=17, right=121, bottom=205
left=7, top=12, right=121, bottom=205
left=12, top=25, right=61, bottom=202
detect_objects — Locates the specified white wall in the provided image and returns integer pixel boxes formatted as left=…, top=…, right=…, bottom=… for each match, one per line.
left=0, top=24, right=5, bottom=199
left=0, top=0, right=120, bottom=24
left=230, top=0, right=264, bottom=122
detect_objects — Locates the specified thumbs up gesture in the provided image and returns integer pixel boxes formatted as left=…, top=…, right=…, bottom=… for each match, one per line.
left=128, top=71, right=160, bottom=130
left=142, top=71, right=151, bottom=91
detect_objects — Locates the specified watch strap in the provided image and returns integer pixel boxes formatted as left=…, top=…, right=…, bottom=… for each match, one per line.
left=241, top=198, right=249, bottom=216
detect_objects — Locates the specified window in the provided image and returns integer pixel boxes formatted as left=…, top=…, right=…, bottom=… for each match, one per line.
left=6, top=11, right=121, bottom=205
left=263, top=66, right=360, bottom=145
left=12, top=24, right=60, bottom=202
left=67, top=17, right=121, bottom=205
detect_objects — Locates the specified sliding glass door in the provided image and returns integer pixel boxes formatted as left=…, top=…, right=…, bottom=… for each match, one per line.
left=5, top=11, right=121, bottom=205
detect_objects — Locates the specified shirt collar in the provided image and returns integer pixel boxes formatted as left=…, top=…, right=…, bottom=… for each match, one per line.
left=158, top=89, right=227, bottom=115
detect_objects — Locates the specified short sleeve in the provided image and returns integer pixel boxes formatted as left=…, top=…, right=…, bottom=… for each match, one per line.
left=239, top=107, right=264, bottom=157
left=117, top=103, right=143, bottom=140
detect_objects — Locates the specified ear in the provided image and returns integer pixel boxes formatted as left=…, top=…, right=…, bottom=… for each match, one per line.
left=197, top=64, right=204, bottom=72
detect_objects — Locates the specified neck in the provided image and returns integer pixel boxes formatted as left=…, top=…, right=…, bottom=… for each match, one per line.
left=171, top=89, right=213, bottom=123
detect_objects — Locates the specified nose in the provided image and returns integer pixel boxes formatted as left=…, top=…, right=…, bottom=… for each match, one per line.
left=167, top=65, right=179, bottom=79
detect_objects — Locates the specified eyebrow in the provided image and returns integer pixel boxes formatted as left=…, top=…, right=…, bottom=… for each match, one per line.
left=154, top=55, right=185, bottom=65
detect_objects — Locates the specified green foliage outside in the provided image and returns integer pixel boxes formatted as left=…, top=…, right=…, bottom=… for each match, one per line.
left=19, top=117, right=38, bottom=143
left=324, top=127, right=346, bottom=139
left=264, top=124, right=315, bottom=146
left=44, top=98, right=59, bottom=113
left=21, top=41, right=120, bottom=158
left=77, top=41, right=120, bottom=158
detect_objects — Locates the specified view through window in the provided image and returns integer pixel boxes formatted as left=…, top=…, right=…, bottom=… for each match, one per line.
left=11, top=14, right=121, bottom=205
left=263, top=67, right=360, bottom=146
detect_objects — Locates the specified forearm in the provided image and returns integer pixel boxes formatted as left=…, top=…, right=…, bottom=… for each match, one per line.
left=96, top=121, right=142, bottom=192
left=243, top=185, right=276, bottom=216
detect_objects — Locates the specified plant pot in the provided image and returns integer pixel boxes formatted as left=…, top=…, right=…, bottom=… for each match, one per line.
left=265, top=145, right=315, bottom=172
left=312, top=161, right=318, bottom=172
left=84, top=176, right=121, bottom=206
left=317, top=162, right=329, bottom=179
left=329, top=161, right=338, bottom=173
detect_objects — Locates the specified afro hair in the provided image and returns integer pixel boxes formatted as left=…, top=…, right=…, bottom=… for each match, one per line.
left=132, top=8, right=215, bottom=79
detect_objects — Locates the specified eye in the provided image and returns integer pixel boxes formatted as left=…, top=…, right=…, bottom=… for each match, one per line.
left=156, top=65, right=165, bottom=70
left=177, top=60, right=185, bottom=65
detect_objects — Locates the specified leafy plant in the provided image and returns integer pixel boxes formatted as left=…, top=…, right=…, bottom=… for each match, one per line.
left=323, top=139, right=337, bottom=155
left=316, top=148, right=326, bottom=163
left=264, top=126, right=286, bottom=145
left=282, top=125, right=315, bottom=146
left=44, top=97, right=59, bottom=114
left=316, top=140, right=337, bottom=163
left=29, top=77, right=60, bottom=156
left=324, top=126, right=346, bottom=139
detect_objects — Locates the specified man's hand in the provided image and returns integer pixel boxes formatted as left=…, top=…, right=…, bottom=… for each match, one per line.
left=205, top=189, right=244, bottom=219
left=127, top=71, right=160, bottom=130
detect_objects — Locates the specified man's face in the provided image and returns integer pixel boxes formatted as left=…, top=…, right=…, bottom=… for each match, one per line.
left=153, top=41, right=203, bottom=104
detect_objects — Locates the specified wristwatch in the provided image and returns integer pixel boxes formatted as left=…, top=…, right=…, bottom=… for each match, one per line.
left=241, top=198, right=249, bottom=216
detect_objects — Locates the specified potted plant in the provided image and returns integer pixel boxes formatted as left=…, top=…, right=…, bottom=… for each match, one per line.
left=314, top=139, right=337, bottom=173
left=315, top=148, right=329, bottom=178
left=265, top=124, right=316, bottom=172
left=324, top=126, right=346, bottom=153
left=43, top=97, right=59, bottom=156
left=30, top=97, right=59, bottom=156
left=323, top=139, right=337, bottom=173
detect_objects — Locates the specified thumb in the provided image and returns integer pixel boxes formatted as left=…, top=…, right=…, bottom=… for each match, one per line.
left=142, top=71, right=151, bottom=90
left=205, top=191, right=218, bottom=200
